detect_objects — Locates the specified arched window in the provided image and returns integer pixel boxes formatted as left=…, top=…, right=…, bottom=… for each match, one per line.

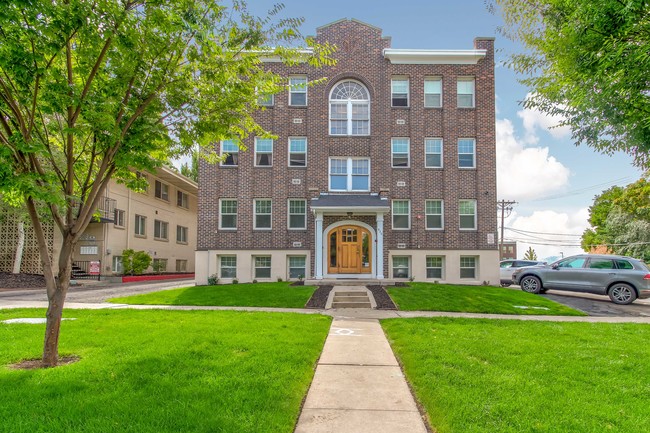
left=329, top=80, right=370, bottom=135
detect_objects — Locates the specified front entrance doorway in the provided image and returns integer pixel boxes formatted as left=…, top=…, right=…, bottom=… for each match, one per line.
left=328, top=225, right=372, bottom=274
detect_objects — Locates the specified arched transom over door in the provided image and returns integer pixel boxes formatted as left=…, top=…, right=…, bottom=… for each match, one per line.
left=328, top=225, right=372, bottom=274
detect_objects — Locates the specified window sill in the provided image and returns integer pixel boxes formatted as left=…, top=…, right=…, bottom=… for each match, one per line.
left=391, top=106, right=410, bottom=109
left=134, top=234, right=147, bottom=239
left=288, top=228, right=307, bottom=231
left=154, top=237, right=169, bottom=242
left=176, top=241, right=188, bottom=245
left=424, top=106, right=443, bottom=109
left=113, top=225, right=126, bottom=230
left=219, top=165, right=238, bottom=168
left=457, top=106, right=476, bottom=110
left=253, top=228, right=272, bottom=231
left=424, top=166, right=444, bottom=170
left=218, top=228, right=237, bottom=231
left=254, top=166, right=273, bottom=168
left=288, top=105, right=308, bottom=109
left=425, top=228, right=445, bottom=231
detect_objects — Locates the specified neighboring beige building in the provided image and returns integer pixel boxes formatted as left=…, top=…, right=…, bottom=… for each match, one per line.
left=0, top=166, right=197, bottom=277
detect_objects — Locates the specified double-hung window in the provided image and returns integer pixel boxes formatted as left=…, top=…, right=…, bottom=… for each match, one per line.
left=114, top=209, right=125, bottom=228
left=329, top=158, right=370, bottom=192
left=457, top=78, right=475, bottom=108
left=391, top=77, right=409, bottom=107
left=177, top=191, right=189, bottom=209
left=254, top=199, right=272, bottom=230
left=425, top=200, right=444, bottom=230
left=154, top=180, right=169, bottom=201
left=220, top=256, right=237, bottom=278
left=425, top=138, right=443, bottom=168
left=154, top=220, right=168, bottom=240
left=134, top=214, right=146, bottom=236
left=288, top=199, right=307, bottom=229
left=221, top=140, right=239, bottom=166
left=254, top=256, right=272, bottom=278
left=288, top=256, right=306, bottom=279
left=424, top=78, right=442, bottom=107
left=459, top=200, right=477, bottom=230
left=288, top=137, right=307, bottom=167
left=460, top=256, right=477, bottom=278
left=176, top=225, right=188, bottom=244
left=392, top=256, right=410, bottom=278
left=426, top=256, right=443, bottom=279
left=258, top=93, right=273, bottom=106
left=392, top=200, right=410, bottom=229
left=255, top=138, right=273, bottom=166
left=458, top=138, right=476, bottom=168
left=289, top=76, right=307, bottom=106
left=391, top=138, right=410, bottom=167
left=220, top=199, right=237, bottom=229
left=329, top=81, right=370, bottom=135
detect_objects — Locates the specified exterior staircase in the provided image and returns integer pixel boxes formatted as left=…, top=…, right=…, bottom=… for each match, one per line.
left=330, top=290, right=373, bottom=309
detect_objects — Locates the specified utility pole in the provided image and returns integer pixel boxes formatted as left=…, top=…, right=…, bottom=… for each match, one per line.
left=497, top=200, right=516, bottom=260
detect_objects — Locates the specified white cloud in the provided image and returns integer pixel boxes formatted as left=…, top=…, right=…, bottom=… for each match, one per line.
left=496, top=118, right=571, bottom=200
left=517, top=93, right=572, bottom=144
left=504, top=209, right=589, bottom=262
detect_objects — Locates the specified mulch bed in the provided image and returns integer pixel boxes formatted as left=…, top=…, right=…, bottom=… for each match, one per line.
left=0, top=272, right=46, bottom=290
left=304, top=285, right=333, bottom=309
left=366, top=285, right=398, bottom=310
left=9, top=356, right=80, bottom=370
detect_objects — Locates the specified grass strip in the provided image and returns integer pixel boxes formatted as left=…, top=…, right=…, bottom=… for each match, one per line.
left=387, top=283, right=584, bottom=315
left=382, top=317, right=650, bottom=433
left=1, top=308, right=330, bottom=433
left=109, top=282, right=316, bottom=308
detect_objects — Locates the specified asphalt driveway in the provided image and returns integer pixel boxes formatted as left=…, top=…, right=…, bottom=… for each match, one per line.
left=541, top=290, right=650, bottom=317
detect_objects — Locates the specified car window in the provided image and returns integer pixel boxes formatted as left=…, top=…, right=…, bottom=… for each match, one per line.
left=557, top=257, right=586, bottom=269
left=500, top=261, right=513, bottom=269
left=615, top=260, right=634, bottom=270
left=588, top=259, right=615, bottom=269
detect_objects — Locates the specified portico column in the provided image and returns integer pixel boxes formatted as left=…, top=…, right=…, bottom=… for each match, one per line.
left=376, top=213, right=384, bottom=279
left=314, top=212, right=324, bottom=279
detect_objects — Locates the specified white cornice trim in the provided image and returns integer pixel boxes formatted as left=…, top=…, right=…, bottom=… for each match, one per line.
left=383, top=49, right=486, bottom=65
left=310, top=205, right=390, bottom=214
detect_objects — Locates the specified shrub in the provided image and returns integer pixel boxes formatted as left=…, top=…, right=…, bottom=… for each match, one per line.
left=277, top=277, right=283, bottom=282
left=207, top=274, right=219, bottom=285
left=122, top=249, right=152, bottom=275
left=232, top=279, right=239, bottom=284
left=252, top=279, right=258, bottom=283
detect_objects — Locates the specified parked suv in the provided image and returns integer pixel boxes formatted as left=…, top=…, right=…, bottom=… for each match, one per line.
left=512, top=254, right=650, bottom=304
left=499, top=260, right=545, bottom=287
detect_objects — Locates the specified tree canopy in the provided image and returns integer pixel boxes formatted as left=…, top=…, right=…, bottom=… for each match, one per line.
left=0, top=0, right=334, bottom=366
left=491, top=0, right=650, bottom=168
left=523, top=246, right=538, bottom=261
left=581, top=176, right=650, bottom=261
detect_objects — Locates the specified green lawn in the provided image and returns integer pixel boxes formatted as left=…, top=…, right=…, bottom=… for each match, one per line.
left=382, top=318, right=650, bottom=433
left=387, top=283, right=584, bottom=315
left=0, top=308, right=331, bottom=433
left=109, top=282, right=316, bottom=308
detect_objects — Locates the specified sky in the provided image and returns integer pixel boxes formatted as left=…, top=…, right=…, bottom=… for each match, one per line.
left=240, top=0, right=643, bottom=261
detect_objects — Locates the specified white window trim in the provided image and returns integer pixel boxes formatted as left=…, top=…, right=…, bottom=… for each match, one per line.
left=253, top=198, right=272, bottom=230
left=459, top=199, right=477, bottom=231
left=425, top=138, right=444, bottom=169
left=328, top=80, right=371, bottom=136
left=288, top=255, right=307, bottom=279
left=391, top=138, right=410, bottom=168
left=154, top=180, right=169, bottom=201
left=134, top=214, right=146, bottom=237
left=425, top=199, right=444, bottom=231
left=176, top=225, right=188, bottom=244
left=328, top=157, right=371, bottom=192
left=220, top=140, right=239, bottom=167
left=219, top=199, right=237, bottom=230
left=154, top=219, right=169, bottom=241
left=114, top=209, right=125, bottom=228
left=257, top=92, right=274, bottom=107
left=426, top=256, right=445, bottom=279
left=391, top=76, right=409, bottom=107
left=254, top=137, right=273, bottom=167
left=458, top=138, right=476, bottom=169
left=288, top=137, right=307, bottom=167
left=177, top=190, right=189, bottom=209
left=392, top=256, right=411, bottom=279
left=457, top=77, right=476, bottom=108
left=287, top=199, right=307, bottom=230
left=392, top=199, right=411, bottom=230
left=460, top=256, right=478, bottom=279
left=424, top=77, right=443, bottom=108
left=289, top=75, right=307, bottom=106
left=219, top=255, right=237, bottom=279
left=253, top=255, right=272, bottom=279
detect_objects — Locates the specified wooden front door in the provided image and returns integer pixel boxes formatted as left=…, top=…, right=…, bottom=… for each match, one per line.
left=328, top=226, right=372, bottom=274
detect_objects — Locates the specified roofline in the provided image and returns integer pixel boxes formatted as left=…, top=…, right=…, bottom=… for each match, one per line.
left=316, top=18, right=383, bottom=33
left=383, top=48, right=486, bottom=65
left=158, top=166, right=198, bottom=190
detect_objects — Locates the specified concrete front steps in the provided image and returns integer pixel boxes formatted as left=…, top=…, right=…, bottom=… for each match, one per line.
left=327, top=286, right=376, bottom=309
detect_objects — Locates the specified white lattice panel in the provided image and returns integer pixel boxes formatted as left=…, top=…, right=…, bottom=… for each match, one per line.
left=0, top=210, right=54, bottom=274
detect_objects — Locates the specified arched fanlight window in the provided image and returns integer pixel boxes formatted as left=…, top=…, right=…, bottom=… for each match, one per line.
left=329, top=80, right=370, bottom=135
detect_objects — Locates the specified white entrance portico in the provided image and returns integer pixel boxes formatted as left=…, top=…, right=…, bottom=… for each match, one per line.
left=311, top=194, right=389, bottom=280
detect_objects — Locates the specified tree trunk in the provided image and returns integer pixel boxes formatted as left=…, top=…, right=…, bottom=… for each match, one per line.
left=12, top=220, right=25, bottom=274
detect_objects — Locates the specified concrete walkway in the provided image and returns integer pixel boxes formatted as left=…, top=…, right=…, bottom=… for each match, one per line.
left=294, top=317, right=428, bottom=433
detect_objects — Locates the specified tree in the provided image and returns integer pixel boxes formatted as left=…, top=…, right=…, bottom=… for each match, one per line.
left=0, top=0, right=334, bottom=367
left=581, top=176, right=650, bottom=260
left=490, top=0, right=650, bottom=168
left=179, top=151, right=198, bottom=182
left=523, top=246, right=537, bottom=261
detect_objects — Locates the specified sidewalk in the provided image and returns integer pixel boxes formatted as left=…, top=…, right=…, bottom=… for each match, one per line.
left=294, top=317, right=428, bottom=433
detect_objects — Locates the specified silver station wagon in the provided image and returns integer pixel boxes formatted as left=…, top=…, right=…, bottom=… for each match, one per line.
left=512, top=254, right=650, bottom=305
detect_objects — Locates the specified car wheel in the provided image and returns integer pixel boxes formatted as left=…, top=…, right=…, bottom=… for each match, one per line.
left=608, top=283, right=637, bottom=305
left=520, top=275, right=542, bottom=294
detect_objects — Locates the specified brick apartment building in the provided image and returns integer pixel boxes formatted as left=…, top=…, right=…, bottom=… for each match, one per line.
left=195, top=19, right=499, bottom=284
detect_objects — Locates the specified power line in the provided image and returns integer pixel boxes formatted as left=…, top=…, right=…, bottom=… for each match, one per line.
left=527, top=176, right=635, bottom=202
left=505, top=227, right=583, bottom=237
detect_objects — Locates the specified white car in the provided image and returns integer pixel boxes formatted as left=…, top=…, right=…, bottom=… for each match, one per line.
left=499, top=260, right=546, bottom=287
